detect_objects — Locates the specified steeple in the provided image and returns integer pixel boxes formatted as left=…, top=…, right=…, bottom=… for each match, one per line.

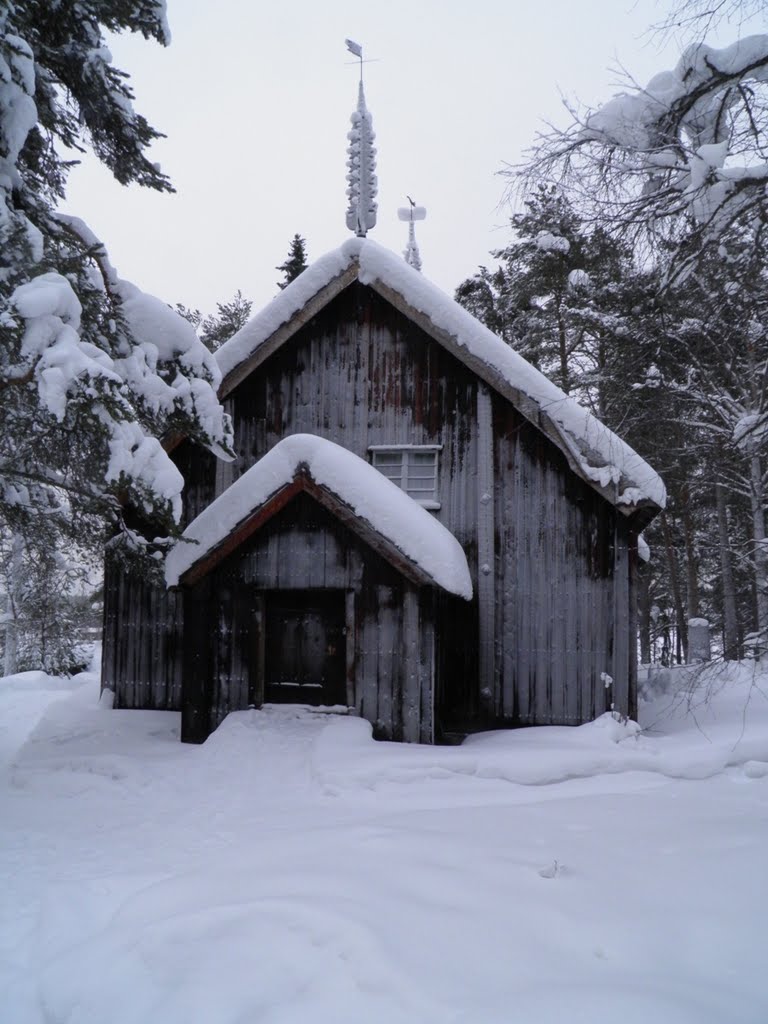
left=398, top=198, right=426, bottom=272
left=345, top=40, right=377, bottom=237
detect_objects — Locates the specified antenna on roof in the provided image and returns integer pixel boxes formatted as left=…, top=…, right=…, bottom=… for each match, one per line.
left=398, top=197, right=426, bottom=272
left=345, top=39, right=377, bottom=238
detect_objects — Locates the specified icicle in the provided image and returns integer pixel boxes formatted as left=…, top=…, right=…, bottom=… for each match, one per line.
left=345, top=47, right=377, bottom=237
left=398, top=200, right=426, bottom=272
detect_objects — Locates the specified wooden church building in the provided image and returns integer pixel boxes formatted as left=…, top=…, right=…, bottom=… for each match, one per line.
left=101, top=72, right=665, bottom=745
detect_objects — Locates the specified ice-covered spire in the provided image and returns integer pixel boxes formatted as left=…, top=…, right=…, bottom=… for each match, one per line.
left=398, top=198, right=426, bottom=272
left=345, top=40, right=377, bottom=237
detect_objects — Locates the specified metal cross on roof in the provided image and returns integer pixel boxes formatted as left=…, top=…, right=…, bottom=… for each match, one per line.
left=398, top=196, right=426, bottom=272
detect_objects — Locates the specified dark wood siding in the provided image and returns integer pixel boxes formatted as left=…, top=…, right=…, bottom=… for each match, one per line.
left=227, top=283, right=480, bottom=558
left=173, top=441, right=217, bottom=528
left=102, top=551, right=183, bottom=710
left=182, top=493, right=436, bottom=743
left=490, top=395, right=634, bottom=726
left=104, top=279, right=639, bottom=740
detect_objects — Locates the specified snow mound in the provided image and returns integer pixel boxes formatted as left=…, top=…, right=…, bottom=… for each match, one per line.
left=165, top=433, right=473, bottom=598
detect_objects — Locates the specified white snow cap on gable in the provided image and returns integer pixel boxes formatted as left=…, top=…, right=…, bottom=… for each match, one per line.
left=165, top=433, right=473, bottom=598
left=216, top=239, right=666, bottom=511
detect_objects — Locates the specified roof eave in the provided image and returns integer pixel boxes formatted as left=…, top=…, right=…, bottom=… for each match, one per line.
left=218, top=263, right=360, bottom=401
left=368, top=278, right=662, bottom=518
left=172, top=466, right=452, bottom=593
left=181, top=252, right=662, bottom=522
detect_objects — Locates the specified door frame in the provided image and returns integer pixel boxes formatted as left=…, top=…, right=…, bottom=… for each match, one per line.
left=255, top=588, right=353, bottom=707
left=252, top=589, right=357, bottom=710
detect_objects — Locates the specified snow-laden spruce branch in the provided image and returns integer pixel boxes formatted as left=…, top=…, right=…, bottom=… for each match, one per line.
left=1, top=4, right=234, bottom=571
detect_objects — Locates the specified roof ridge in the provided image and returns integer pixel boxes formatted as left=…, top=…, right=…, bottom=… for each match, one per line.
left=213, top=240, right=665, bottom=516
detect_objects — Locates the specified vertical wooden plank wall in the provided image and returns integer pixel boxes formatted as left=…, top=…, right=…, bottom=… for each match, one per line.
left=196, top=496, right=437, bottom=742
left=220, top=284, right=636, bottom=733
left=626, top=529, right=639, bottom=721
left=611, top=518, right=632, bottom=719
left=213, top=398, right=236, bottom=497
left=181, top=577, right=213, bottom=742
left=102, top=552, right=183, bottom=710
left=418, top=594, right=436, bottom=744
left=476, top=384, right=495, bottom=716
left=107, top=279, right=638, bottom=737
left=229, top=285, right=480, bottom=561
left=492, top=397, right=634, bottom=726
left=402, top=589, right=421, bottom=743
left=345, top=591, right=356, bottom=709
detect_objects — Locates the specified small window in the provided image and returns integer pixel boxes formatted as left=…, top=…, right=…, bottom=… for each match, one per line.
left=370, top=446, right=441, bottom=509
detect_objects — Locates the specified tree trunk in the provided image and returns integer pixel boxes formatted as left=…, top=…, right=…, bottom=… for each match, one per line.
left=596, top=336, right=607, bottom=421
left=637, top=564, right=652, bottom=664
left=716, top=482, right=740, bottom=660
left=660, top=615, right=671, bottom=667
left=3, top=535, right=23, bottom=676
left=681, top=495, right=700, bottom=619
left=661, top=512, right=688, bottom=662
left=748, top=454, right=768, bottom=654
left=556, top=301, right=570, bottom=394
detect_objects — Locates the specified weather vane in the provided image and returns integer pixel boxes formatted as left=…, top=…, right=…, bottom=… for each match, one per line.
left=345, top=38, right=363, bottom=81
left=344, top=38, right=380, bottom=81
left=398, top=196, right=426, bottom=272
left=345, top=39, right=377, bottom=237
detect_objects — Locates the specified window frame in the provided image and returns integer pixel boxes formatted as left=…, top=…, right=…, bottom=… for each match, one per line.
left=368, top=444, right=442, bottom=510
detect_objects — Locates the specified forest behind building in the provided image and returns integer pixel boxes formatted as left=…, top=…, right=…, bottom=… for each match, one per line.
left=456, top=0, right=768, bottom=666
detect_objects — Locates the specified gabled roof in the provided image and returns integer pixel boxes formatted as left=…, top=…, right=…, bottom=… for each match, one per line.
left=165, top=434, right=473, bottom=598
left=215, top=238, right=666, bottom=519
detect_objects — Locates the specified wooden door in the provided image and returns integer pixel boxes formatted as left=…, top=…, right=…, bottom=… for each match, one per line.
left=264, top=591, right=346, bottom=706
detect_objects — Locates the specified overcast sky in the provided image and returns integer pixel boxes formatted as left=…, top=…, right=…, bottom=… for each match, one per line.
left=64, top=1, right=695, bottom=315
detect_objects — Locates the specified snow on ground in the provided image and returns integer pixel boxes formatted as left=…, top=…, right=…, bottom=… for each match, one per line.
left=2, top=655, right=767, bottom=1023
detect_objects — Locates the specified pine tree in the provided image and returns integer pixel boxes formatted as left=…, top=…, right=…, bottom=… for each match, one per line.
left=454, top=187, right=729, bottom=663
left=454, top=266, right=512, bottom=344
left=174, top=292, right=253, bottom=351
left=506, top=3, right=768, bottom=663
left=0, top=535, right=95, bottom=675
left=276, top=235, right=309, bottom=290
left=456, top=187, right=642, bottom=401
left=175, top=304, right=202, bottom=329
left=200, top=291, right=253, bottom=350
left=0, top=3, right=233, bottom=607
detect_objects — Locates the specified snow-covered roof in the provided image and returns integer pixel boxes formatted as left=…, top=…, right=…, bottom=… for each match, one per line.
left=216, top=239, right=665, bottom=514
left=165, top=434, right=473, bottom=598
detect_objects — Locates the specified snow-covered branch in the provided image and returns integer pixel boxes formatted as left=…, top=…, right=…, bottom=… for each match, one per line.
left=0, top=4, right=233, bottom=568
left=518, top=34, right=768, bottom=281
